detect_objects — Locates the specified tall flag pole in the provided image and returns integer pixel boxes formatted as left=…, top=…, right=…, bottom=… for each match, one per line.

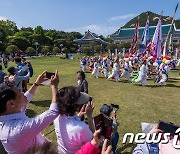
left=168, top=33, right=173, bottom=56
left=129, top=16, right=139, bottom=55
left=162, top=3, right=179, bottom=57
left=150, top=17, right=162, bottom=60
left=138, top=15, right=150, bottom=55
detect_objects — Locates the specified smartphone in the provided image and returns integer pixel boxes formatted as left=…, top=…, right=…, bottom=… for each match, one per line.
left=158, top=120, right=179, bottom=135
left=94, top=113, right=113, bottom=140
left=46, top=72, right=55, bottom=79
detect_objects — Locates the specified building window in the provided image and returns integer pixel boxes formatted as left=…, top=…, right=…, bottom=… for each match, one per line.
left=173, top=40, right=178, bottom=43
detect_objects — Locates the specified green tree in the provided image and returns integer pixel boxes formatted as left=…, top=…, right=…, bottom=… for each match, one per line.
left=14, top=31, right=32, bottom=37
left=41, top=46, right=50, bottom=53
left=106, top=43, right=116, bottom=51
left=94, top=45, right=101, bottom=53
left=53, top=47, right=60, bottom=53
left=0, top=41, right=5, bottom=51
left=20, top=27, right=33, bottom=32
left=82, top=46, right=91, bottom=53
left=0, top=20, right=18, bottom=43
left=173, top=43, right=180, bottom=48
left=45, top=30, right=57, bottom=40
left=8, top=36, right=30, bottom=51
left=70, top=47, right=76, bottom=53
left=104, top=38, right=114, bottom=43
left=5, top=45, right=19, bottom=54
left=25, top=47, right=36, bottom=54
left=34, top=26, right=44, bottom=35
left=118, top=42, right=131, bottom=49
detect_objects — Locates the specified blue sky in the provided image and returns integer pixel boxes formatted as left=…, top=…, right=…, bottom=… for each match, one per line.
left=0, top=0, right=179, bottom=36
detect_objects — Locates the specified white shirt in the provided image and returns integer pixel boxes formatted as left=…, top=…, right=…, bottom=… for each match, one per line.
left=113, top=63, right=120, bottom=72
left=124, top=62, right=129, bottom=71
left=54, top=115, right=93, bottom=154
left=102, top=62, right=108, bottom=69
left=94, top=62, right=98, bottom=69
left=0, top=91, right=59, bottom=154
left=140, top=64, right=147, bottom=76
left=162, top=65, right=170, bottom=74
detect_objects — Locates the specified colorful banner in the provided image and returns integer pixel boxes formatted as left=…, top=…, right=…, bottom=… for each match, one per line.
left=129, top=17, right=139, bottom=54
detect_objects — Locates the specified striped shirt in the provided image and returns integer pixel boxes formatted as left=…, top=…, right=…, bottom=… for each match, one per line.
left=0, top=91, right=59, bottom=154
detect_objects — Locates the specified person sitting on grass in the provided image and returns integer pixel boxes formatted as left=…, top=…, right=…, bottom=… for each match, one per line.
left=0, top=70, right=59, bottom=154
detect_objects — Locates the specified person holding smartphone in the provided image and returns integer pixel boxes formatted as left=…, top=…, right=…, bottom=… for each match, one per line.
left=54, top=86, right=95, bottom=154
left=100, top=104, right=119, bottom=153
left=0, top=70, right=59, bottom=154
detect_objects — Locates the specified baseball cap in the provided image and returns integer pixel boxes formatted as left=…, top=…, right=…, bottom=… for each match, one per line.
left=100, top=104, right=113, bottom=116
left=76, top=92, right=90, bottom=105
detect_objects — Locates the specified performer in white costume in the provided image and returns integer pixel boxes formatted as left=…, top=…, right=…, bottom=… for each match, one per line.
left=120, top=58, right=130, bottom=81
left=158, top=60, right=171, bottom=85
left=176, top=58, right=180, bottom=66
left=134, top=60, right=148, bottom=86
left=80, top=57, right=86, bottom=72
left=102, top=58, right=108, bottom=78
left=108, top=59, right=120, bottom=82
left=91, top=61, right=99, bottom=78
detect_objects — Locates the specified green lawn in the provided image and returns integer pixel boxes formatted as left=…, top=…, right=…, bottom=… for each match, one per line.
left=6, top=56, right=180, bottom=153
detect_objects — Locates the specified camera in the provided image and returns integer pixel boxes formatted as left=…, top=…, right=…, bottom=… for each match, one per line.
left=111, top=104, right=119, bottom=110
left=46, top=72, right=55, bottom=79
left=158, top=120, right=180, bottom=135
left=89, top=96, right=93, bottom=102
left=111, top=103, right=120, bottom=113
left=94, top=113, right=113, bottom=140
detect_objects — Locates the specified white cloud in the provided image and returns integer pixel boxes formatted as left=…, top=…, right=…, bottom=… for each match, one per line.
left=65, top=24, right=121, bottom=36
left=0, top=16, right=8, bottom=21
left=64, top=14, right=138, bottom=36
left=108, top=13, right=137, bottom=22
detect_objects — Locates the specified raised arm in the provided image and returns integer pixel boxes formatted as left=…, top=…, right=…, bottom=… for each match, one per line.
left=85, top=101, right=95, bottom=133
left=22, top=71, right=50, bottom=111
left=50, top=70, right=59, bottom=103
left=20, top=71, right=59, bottom=136
left=28, top=71, right=48, bottom=95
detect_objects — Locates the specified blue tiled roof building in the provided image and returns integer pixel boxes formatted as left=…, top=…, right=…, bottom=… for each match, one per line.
left=110, top=24, right=180, bottom=44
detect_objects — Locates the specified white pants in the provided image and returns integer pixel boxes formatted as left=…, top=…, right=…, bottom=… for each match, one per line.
left=103, top=69, right=108, bottom=77
left=135, top=74, right=147, bottom=86
left=92, top=68, right=99, bottom=78
left=177, top=61, right=180, bottom=66
left=158, top=74, right=167, bottom=85
left=108, top=71, right=119, bottom=81
left=81, top=65, right=86, bottom=72
left=120, top=71, right=130, bottom=81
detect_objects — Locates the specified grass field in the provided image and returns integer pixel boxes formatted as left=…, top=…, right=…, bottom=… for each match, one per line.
left=6, top=56, right=180, bottom=153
